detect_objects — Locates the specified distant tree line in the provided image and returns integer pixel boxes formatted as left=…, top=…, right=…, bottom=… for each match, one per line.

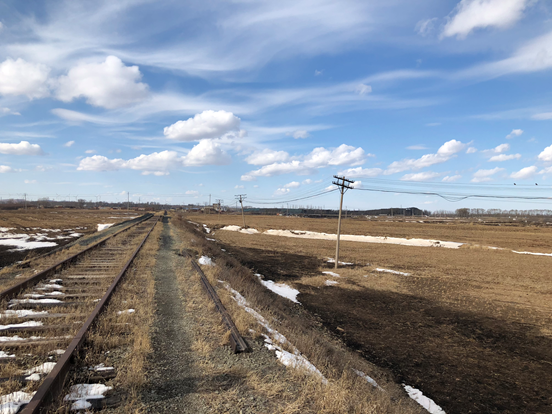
left=453, top=208, right=552, bottom=218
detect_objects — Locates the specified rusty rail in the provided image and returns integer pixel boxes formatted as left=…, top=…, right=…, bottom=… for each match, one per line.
left=0, top=213, right=154, bottom=302
left=21, top=215, right=159, bottom=414
left=181, top=250, right=249, bottom=353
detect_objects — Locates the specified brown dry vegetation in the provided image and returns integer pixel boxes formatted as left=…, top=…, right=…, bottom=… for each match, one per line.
left=184, top=213, right=552, bottom=414
left=172, top=214, right=424, bottom=414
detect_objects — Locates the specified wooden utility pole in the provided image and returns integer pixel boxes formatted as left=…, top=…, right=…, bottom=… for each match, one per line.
left=332, top=175, right=354, bottom=269
left=235, top=194, right=247, bottom=228
left=127, top=192, right=130, bottom=211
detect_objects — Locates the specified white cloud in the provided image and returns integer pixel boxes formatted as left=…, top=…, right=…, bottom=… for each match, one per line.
left=164, top=110, right=241, bottom=141
left=506, top=129, right=523, bottom=139
left=24, top=179, right=37, bottom=184
left=471, top=167, right=504, bottom=182
left=466, top=147, right=477, bottom=154
left=401, top=171, right=442, bottom=181
left=442, top=175, right=462, bottom=182
left=539, top=166, right=552, bottom=175
left=56, top=56, right=148, bottom=109
left=351, top=180, right=362, bottom=189
left=356, top=84, right=372, bottom=95
left=0, top=58, right=50, bottom=99
left=416, top=18, right=438, bottom=36
left=85, top=149, right=96, bottom=154
left=385, top=139, right=466, bottom=174
left=243, top=144, right=366, bottom=179
left=511, top=165, right=537, bottom=179
left=443, top=0, right=530, bottom=39
left=488, top=153, right=521, bottom=162
left=235, top=185, right=245, bottom=189
left=487, top=143, right=510, bottom=153
left=63, top=140, right=75, bottom=147
left=0, top=107, right=21, bottom=116
left=0, top=141, right=44, bottom=156
left=533, top=112, right=552, bottom=120
left=302, top=179, right=313, bottom=184
left=283, top=181, right=300, bottom=188
left=183, top=139, right=231, bottom=166
left=246, top=149, right=290, bottom=165
left=338, top=167, right=383, bottom=178
left=77, top=155, right=123, bottom=171
left=538, top=145, right=552, bottom=162
left=286, top=130, right=310, bottom=139
left=274, top=187, right=290, bottom=196
left=0, top=165, right=15, bottom=173
left=407, top=145, right=428, bottom=150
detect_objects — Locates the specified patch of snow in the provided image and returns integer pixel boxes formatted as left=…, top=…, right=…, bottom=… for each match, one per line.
left=255, top=274, right=300, bottom=304
left=117, top=309, right=135, bottom=315
left=97, top=223, right=114, bottom=231
left=49, top=279, right=63, bottom=283
left=353, top=369, right=383, bottom=390
left=51, top=349, right=65, bottom=355
left=220, top=225, right=259, bottom=234
left=221, top=281, right=326, bottom=383
left=325, top=280, right=338, bottom=286
left=25, top=373, right=41, bottom=381
left=263, top=229, right=463, bottom=249
left=0, top=335, right=42, bottom=342
left=326, top=258, right=354, bottom=265
left=37, top=284, right=63, bottom=290
left=203, top=224, right=211, bottom=233
left=376, top=268, right=411, bottom=276
left=0, top=238, right=58, bottom=251
left=512, top=250, right=552, bottom=257
left=90, top=363, right=114, bottom=372
left=0, top=310, right=48, bottom=319
left=206, top=238, right=216, bottom=241
left=0, top=321, right=43, bottom=330
left=23, top=362, right=57, bottom=375
left=0, top=391, right=36, bottom=414
left=198, top=256, right=214, bottom=266
left=64, top=383, right=112, bottom=411
left=9, top=299, right=62, bottom=307
left=403, top=385, right=446, bottom=414
left=43, top=291, right=64, bottom=296
left=0, top=351, right=15, bottom=358
left=322, top=271, right=340, bottom=277
left=68, top=233, right=83, bottom=238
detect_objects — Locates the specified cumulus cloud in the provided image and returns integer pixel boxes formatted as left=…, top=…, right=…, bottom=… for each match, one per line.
left=286, top=130, right=310, bottom=139
left=77, top=140, right=230, bottom=174
left=506, top=129, right=523, bottom=139
left=485, top=143, right=510, bottom=154
left=538, top=145, right=552, bottom=162
left=246, top=149, right=290, bottom=165
left=338, top=167, right=383, bottom=178
left=471, top=167, right=504, bottom=182
left=56, top=56, right=148, bottom=109
left=85, top=149, right=96, bottom=154
left=416, top=18, right=438, bottom=36
left=443, top=0, right=530, bottom=39
left=63, top=140, right=75, bottom=147
left=356, top=84, right=372, bottom=95
left=351, top=180, right=362, bottom=189
left=283, top=181, right=300, bottom=188
left=0, top=141, right=44, bottom=156
left=274, top=187, right=290, bottom=196
left=0, top=165, right=15, bottom=173
left=511, top=165, right=537, bottom=180
left=241, top=144, right=366, bottom=180
left=488, top=153, right=521, bottom=162
left=164, top=110, right=241, bottom=141
left=385, top=139, right=466, bottom=174
left=442, top=175, right=462, bottom=182
left=0, top=58, right=50, bottom=99
left=401, top=171, right=442, bottom=181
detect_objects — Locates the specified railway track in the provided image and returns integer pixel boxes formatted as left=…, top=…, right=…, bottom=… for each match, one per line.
left=0, top=214, right=159, bottom=413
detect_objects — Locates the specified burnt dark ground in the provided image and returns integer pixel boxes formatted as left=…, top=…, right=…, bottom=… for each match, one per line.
left=221, top=244, right=552, bottom=414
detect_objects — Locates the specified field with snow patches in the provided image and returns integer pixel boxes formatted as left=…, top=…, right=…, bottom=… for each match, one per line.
left=188, top=214, right=552, bottom=414
left=0, top=209, right=141, bottom=268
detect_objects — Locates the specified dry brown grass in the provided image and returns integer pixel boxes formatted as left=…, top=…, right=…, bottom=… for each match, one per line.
left=172, top=214, right=423, bottom=414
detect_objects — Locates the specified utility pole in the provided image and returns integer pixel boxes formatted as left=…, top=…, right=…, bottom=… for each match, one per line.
left=24, top=193, right=27, bottom=210
left=235, top=194, right=247, bottom=228
left=127, top=192, right=129, bottom=211
left=332, top=175, right=354, bottom=269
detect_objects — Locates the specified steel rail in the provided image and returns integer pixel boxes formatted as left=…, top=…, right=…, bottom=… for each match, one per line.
left=0, top=213, right=154, bottom=302
left=180, top=250, right=249, bottom=353
left=21, top=215, right=160, bottom=414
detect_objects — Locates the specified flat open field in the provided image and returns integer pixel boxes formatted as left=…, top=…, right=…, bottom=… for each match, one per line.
left=190, top=214, right=552, bottom=414
left=0, top=209, right=142, bottom=268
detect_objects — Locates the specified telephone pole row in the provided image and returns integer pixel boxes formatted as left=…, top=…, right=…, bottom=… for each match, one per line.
left=333, top=175, right=354, bottom=269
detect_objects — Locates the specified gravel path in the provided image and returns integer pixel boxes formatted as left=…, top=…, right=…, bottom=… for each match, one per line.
left=141, top=218, right=208, bottom=413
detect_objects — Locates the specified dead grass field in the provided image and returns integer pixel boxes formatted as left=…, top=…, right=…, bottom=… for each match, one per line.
left=185, top=213, right=552, bottom=414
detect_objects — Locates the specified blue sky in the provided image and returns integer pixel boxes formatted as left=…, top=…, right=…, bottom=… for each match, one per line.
left=1, top=0, right=552, bottom=211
